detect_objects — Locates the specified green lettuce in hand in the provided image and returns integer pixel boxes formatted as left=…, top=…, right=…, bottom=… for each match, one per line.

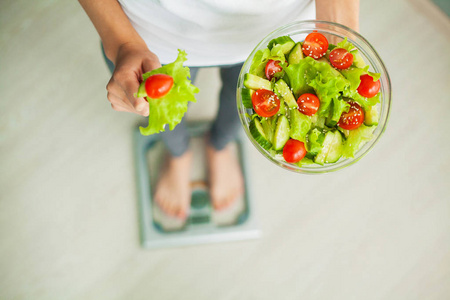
left=137, top=50, right=199, bottom=136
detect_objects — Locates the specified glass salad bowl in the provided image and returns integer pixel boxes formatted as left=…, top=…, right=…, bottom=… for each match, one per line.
left=236, top=20, right=391, bottom=174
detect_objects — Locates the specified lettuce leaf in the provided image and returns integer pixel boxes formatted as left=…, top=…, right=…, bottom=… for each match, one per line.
left=289, top=109, right=311, bottom=142
left=340, top=66, right=369, bottom=90
left=249, top=49, right=269, bottom=77
left=139, top=50, right=199, bottom=136
left=343, top=88, right=380, bottom=110
left=284, top=56, right=317, bottom=97
left=337, top=38, right=356, bottom=52
left=340, top=66, right=382, bottom=92
left=329, top=97, right=350, bottom=125
left=339, top=67, right=381, bottom=110
left=368, top=71, right=381, bottom=81
left=285, top=57, right=350, bottom=118
left=249, top=48, right=285, bottom=78
left=296, top=156, right=315, bottom=166
left=342, top=124, right=376, bottom=158
left=306, top=127, right=325, bottom=155
left=308, top=60, right=349, bottom=117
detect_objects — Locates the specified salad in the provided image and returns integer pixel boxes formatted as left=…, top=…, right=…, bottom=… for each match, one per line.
left=136, top=50, right=199, bottom=136
left=241, top=32, right=382, bottom=166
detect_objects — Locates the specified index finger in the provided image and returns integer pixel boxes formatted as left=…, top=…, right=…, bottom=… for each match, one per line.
left=119, top=72, right=148, bottom=112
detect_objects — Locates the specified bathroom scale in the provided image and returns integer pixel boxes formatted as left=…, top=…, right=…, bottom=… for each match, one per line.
left=133, top=121, right=261, bottom=249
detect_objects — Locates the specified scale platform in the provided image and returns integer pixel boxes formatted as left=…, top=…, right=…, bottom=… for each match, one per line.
left=133, top=122, right=261, bottom=249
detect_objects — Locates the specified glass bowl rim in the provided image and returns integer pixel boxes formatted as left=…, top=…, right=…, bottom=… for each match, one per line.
left=236, top=20, right=392, bottom=174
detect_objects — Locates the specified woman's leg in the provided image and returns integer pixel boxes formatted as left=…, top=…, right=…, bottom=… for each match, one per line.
left=209, top=63, right=244, bottom=150
left=152, top=68, right=199, bottom=219
left=207, top=63, right=245, bottom=210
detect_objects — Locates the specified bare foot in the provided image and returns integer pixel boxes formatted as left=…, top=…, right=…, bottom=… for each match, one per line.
left=206, top=144, right=244, bottom=211
left=154, top=151, right=192, bottom=219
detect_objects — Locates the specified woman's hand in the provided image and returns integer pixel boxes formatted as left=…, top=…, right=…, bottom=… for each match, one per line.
left=78, top=0, right=161, bottom=116
left=106, top=42, right=161, bottom=116
left=315, top=0, right=359, bottom=32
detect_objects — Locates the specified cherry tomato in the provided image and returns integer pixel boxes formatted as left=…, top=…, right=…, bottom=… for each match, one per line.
left=338, top=101, right=365, bottom=130
left=265, top=60, right=283, bottom=81
left=251, top=89, right=280, bottom=117
left=145, top=74, right=174, bottom=99
left=329, top=48, right=354, bottom=69
left=357, top=74, right=381, bottom=98
left=283, top=139, right=307, bottom=163
left=302, top=32, right=328, bottom=59
left=297, top=93, right=320, bottom=116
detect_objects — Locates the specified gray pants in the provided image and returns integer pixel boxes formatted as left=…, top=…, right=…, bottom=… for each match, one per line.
left=102, top=45, right=243, bottom=156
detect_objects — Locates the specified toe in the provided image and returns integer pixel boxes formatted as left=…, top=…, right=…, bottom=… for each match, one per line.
left=223, top=194, right=234, bottom=210
left=217, top=197, right=227, bottom=211
left=159, top=198, right=170, bottom=215
left=174, top=205, right=184, bottom=219
left=177, top=208, right=186, bottom=219
left=167, top=201, right=177, bottom=217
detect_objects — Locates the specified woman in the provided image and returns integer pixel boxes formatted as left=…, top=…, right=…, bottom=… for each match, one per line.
left=79, top=0, right=359, bottom=219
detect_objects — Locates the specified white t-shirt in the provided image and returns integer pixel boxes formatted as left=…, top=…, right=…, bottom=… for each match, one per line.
left=118, top=0, right=315, bottom=67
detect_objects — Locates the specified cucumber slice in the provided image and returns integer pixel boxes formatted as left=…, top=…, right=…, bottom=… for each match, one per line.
left=337, top=126, right=350, bottom=138
left=273, top=115, right=290, bottom=150
left=325, top=131, right=344, bottom=163
left=241, top=88, right=254, bottom=109
left=278, top=99, right=286, bottom=115
left=249, top=118, right=272, bottom=150
left=315, top=130, right=344, bottom=164
left=243, top=73, right=271, bottom=90
left=364, top=105, right=379, bottom=126
left=268, top=36, right=295, bottom=54
left=314, top=131, right=335, bottom=165
left=288, top=42, right=303, bottom=65
left=352, top=50, right=367, bottom=68
left=274, top=79, right=298, bottom=108
left=261, top=116, right=277, bottom=144
left=289, top=109, right=311, bottom=142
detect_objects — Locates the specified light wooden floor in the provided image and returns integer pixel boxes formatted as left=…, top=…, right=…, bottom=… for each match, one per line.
left=1, top=0, right=449, bottom=299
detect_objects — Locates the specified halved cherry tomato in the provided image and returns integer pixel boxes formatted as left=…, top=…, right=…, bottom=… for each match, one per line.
left=302, top=32, right=328, bottom=59
left=329, top=48, right=353, bottom=69
left=265, top=60, right=283, bottom=81
left=357, top=74, right=380, bottom=98
left=297, top=93, right=320, bottom=116
left=338, top=101, right=364, bottom=130
left=145, top=74, right=174, bottom=99
left=283, top=139, right=307, bottom=163
left=251, top=89, right=280, bottom=117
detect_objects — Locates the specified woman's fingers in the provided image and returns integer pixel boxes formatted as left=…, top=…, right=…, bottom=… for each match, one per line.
left=119, top=74, right=147, bottom=111
left=103, top=44, right=161, bottom=117
left=110, top=103, right=128, bottom=112
left=106, top=73, right=149, bottom=116
left=107, top=89, right=149, bottom=116
left=136, top=102, right=149, bottom=116
left=107, top=91, right=135, bottom=112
